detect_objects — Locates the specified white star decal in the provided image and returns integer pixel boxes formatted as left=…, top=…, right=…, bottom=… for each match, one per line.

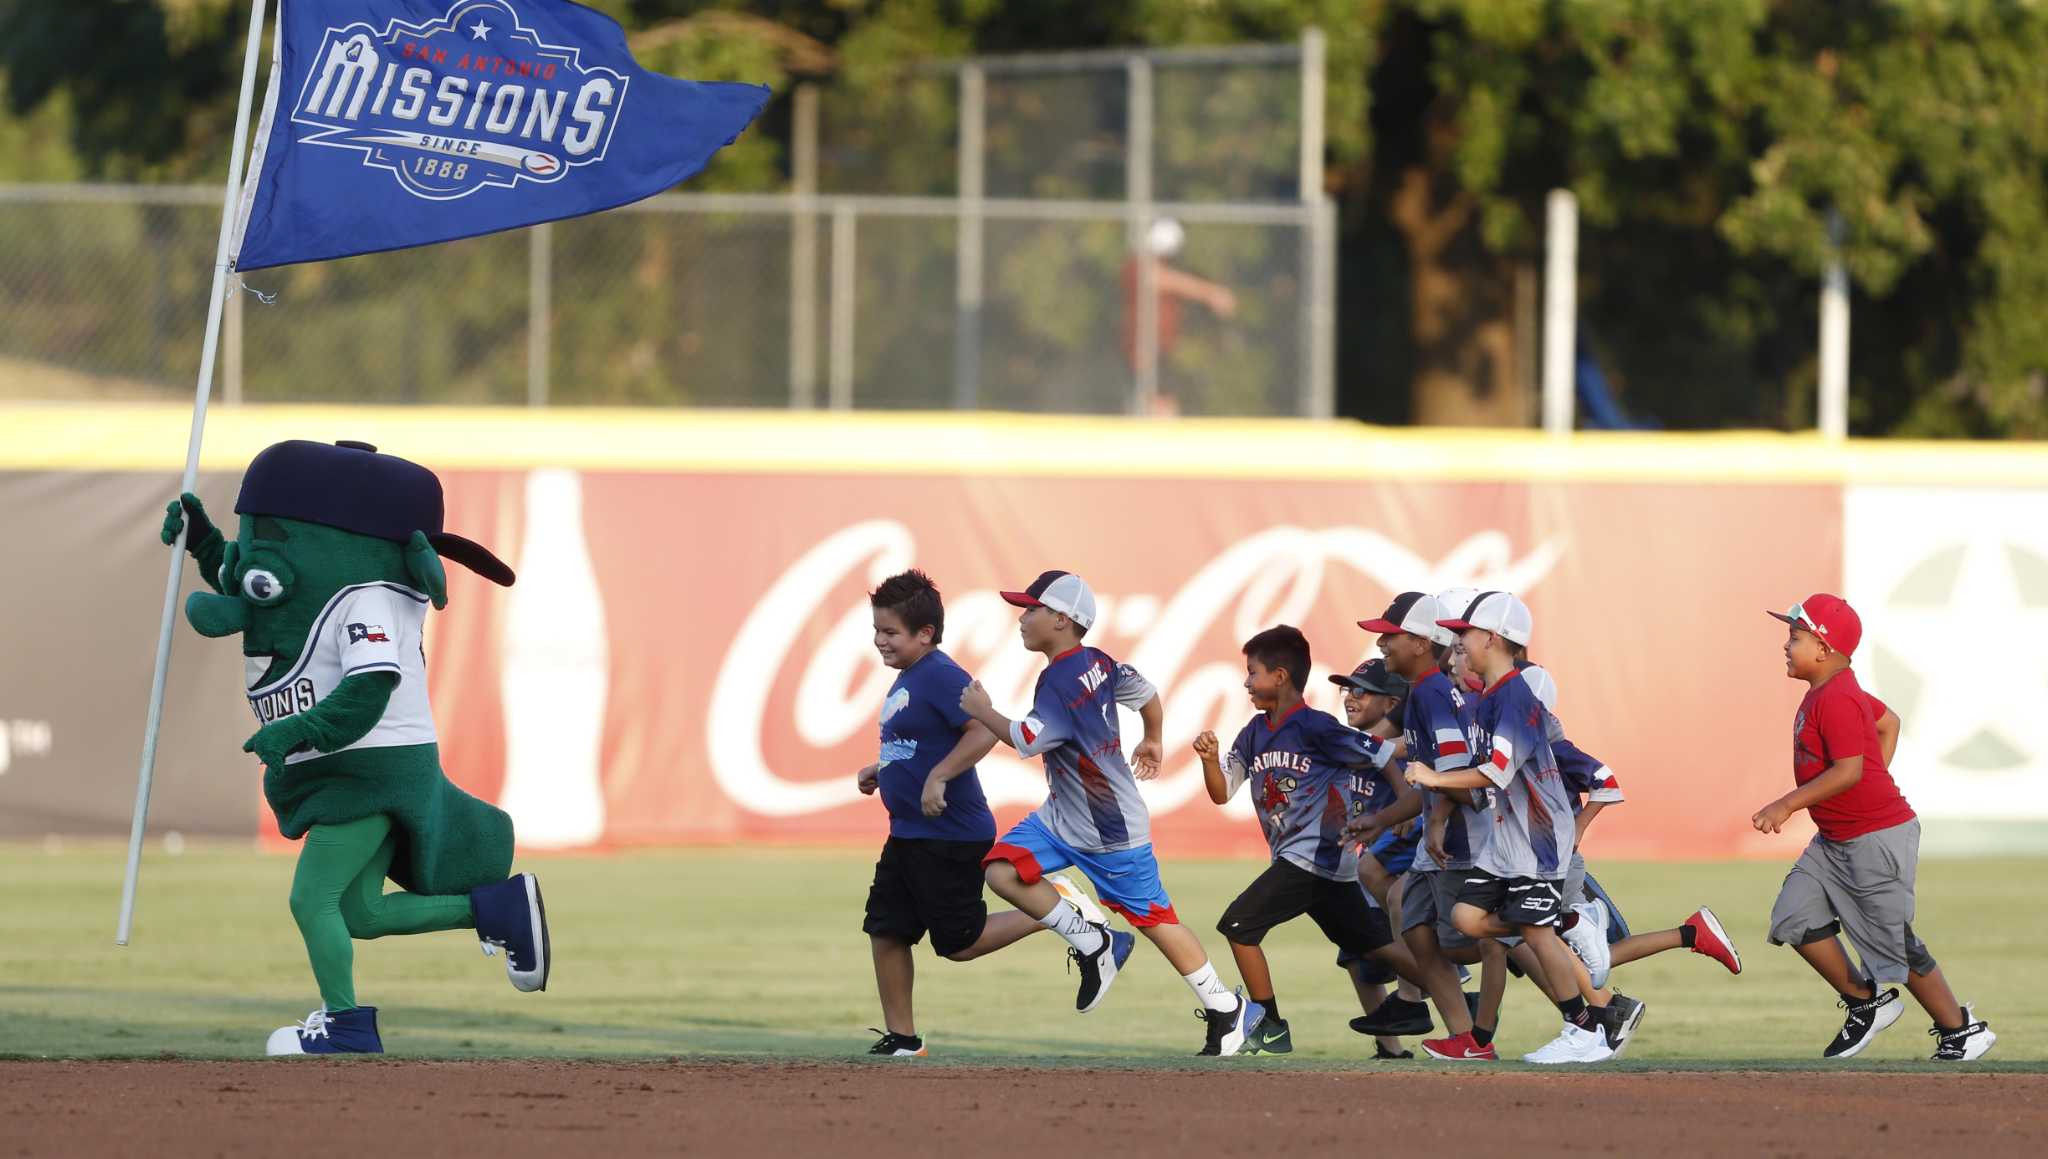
left=469, top=19, right=492, bottom=40
left=1847, top=487, right=2048, bottom=817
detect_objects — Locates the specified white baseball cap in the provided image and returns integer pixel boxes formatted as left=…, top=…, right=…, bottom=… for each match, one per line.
left=1436, top=590, right=1533, bottom=646
left=1430, top=586, right=1479, bottom=647
left=1000, top=569, right=1098, bottom=630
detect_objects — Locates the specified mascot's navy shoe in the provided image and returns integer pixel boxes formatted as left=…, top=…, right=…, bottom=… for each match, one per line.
left=266, top=1007, right=384, bottom=1055
left=473, top=873, right=551, bottom=992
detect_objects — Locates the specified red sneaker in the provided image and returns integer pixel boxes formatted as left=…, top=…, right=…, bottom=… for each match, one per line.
left=1421, top=1031, right=1498, bottom=1061
left=1686, top=906, right=1742, bottom=974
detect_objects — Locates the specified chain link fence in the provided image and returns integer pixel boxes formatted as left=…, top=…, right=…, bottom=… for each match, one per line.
left=0, top=36, right=1332, bottom=416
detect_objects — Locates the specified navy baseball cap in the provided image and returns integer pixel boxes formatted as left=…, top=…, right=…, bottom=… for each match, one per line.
left=1329, top=657, right=1409, bottom=699
left=236, top=440, right=515, bottom=586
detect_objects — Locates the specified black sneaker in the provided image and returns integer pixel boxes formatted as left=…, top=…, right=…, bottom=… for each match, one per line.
left=1068, top=924, right=1133, bottom=1013
left=1349, top=995, right=1433, bottom=1037
left=1246, top=1015, right=1292, bottom=1055
left=1373, top=1042, right=1415, bottom=1060
left=1601, top=993, right=1647, bottom=1057
left=1196, top=993, right=1264, bottom=1057
left=1823, top=987, right=1903, bottom=1059
left=1929, top=1004, right=1996, bottom=1061
left=867, top=1028, right=926, bottom=1057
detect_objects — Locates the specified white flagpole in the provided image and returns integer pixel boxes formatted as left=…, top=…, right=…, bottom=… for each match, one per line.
left=116, top=0, right=272, bottom=946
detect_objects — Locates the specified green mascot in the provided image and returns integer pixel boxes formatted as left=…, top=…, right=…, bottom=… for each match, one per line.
left=162, top=439, right=551, bottom=1055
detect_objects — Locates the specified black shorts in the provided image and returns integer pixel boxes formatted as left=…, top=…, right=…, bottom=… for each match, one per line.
left=1218, top=860, right=1394, bottom=959
left=1455, top=871, right=1565, bottom=928
left=862, top=836, right=992, bottom=957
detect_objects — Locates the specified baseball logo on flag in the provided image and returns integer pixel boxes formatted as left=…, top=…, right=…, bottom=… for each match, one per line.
left=231, top=0, right=769, bottom=271
left=288, top=0, right=630, bottom=201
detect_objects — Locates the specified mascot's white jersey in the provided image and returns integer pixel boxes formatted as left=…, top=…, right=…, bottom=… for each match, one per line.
left=246, top=582, right=438, bottom=764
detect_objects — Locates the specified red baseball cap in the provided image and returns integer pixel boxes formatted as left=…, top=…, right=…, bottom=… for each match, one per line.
left=1768, top=593, right=1862, bottom=657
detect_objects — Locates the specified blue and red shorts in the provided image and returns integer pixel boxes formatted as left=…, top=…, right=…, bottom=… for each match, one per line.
left=983, top=812, right=1179, bottom=927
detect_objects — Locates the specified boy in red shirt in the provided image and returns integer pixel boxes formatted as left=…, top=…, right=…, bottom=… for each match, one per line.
left=1757, top=593, right=1995, bottom=1061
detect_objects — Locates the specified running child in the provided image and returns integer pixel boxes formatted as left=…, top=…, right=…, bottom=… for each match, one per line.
left=1329, top=658, right=1428, bottom=1058
left=856, top=570, right=1096, bottom=1057
left=961, top=569, right=1266, bottom=1056
left=1341, top=591, right=1492, bottom=1060
left=1757, top=594, right=1994, bottom=1060
left=1418, top=591, right=1615, bottom=1065
left=1194, top=628, right=1441, bottom=1055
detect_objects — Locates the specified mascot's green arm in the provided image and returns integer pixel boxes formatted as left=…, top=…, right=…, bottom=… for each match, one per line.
left=161, top=492, right=228, bottom=595
left=247, top=671, right=400, bottom=767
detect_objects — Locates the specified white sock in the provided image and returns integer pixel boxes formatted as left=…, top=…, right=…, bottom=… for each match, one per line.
left=1037, top=900, right=1107, bottom=954
left=1182, top=962, right=1238, bottom=1012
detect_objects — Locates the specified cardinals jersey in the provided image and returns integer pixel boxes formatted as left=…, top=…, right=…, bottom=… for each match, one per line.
left=1223, top=704, right=1397, bottom=880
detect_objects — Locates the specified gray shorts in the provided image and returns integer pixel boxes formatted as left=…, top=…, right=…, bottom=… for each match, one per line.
left=1768, top=819, right=1936, bottom=985
left=1396, top=868, right=1475, bottom=949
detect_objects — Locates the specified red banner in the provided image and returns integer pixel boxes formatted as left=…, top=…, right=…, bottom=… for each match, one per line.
left=426, top=470, right=1840, bottom=860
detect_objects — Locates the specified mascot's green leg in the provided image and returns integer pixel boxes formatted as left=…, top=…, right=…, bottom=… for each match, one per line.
left=339, top=828, right=477, bottom=939
left=290, top=815, right=391, bottom=1011
left=290, top=814, right=476, bottom=1011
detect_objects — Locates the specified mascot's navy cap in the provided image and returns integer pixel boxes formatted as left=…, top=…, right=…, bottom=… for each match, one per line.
left=236, top=440, right=516, bottom=586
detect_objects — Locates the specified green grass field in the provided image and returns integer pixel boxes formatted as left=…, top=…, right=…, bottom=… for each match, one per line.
left=3, top=843, right=2040, bottom=1068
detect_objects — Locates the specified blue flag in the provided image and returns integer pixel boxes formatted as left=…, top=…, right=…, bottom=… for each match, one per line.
left=231, top=0, right=770, bottom=271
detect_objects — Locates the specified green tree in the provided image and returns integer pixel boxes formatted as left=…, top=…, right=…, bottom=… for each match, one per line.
left=6, top=1, right=2047, bottom=432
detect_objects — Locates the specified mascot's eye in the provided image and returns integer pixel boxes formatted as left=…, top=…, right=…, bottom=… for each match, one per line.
left=241, top=568, right=286, bottom=605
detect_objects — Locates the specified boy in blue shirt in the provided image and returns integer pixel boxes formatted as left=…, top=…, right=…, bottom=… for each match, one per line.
left=1195, top=628, right=1444, bottom=1055
left=857, top=571, right=1081, bottom=1057
left=961, top=569, right=1266, bottom=1056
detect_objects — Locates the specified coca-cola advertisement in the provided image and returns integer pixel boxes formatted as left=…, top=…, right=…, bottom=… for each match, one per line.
left=419, top=468, right=1837, bottom=861
left=0, top=449, right=1851, bottom=859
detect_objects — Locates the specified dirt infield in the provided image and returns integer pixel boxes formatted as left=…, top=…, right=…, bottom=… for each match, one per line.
left=5, top=1061, right=2044, bottom=1157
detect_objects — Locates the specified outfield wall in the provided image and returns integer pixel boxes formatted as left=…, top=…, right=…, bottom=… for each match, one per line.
left=3, top=404, right=2044, bottom=859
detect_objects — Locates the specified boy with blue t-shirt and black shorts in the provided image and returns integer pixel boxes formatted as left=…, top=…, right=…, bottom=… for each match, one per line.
left=1195, top=628, right=1444, bottom=1056
left=961, top=569, right=1267, bottom=1057
left=858, top=571, right=1087, bottom=1057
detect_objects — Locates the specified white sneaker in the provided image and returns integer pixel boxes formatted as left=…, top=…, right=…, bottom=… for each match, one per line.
left=1561, top=901, right=1611, bottom=989
left=1049, top=873, right=1107, bottom=926
left=1197, top=991, right=1265, bottom=1057
left=1930, top=1003, right=1997, bottom=1061
left=1523, top=1021, right=1615, bottom=1064
left=265, top=1008, right=328, bottom=1056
